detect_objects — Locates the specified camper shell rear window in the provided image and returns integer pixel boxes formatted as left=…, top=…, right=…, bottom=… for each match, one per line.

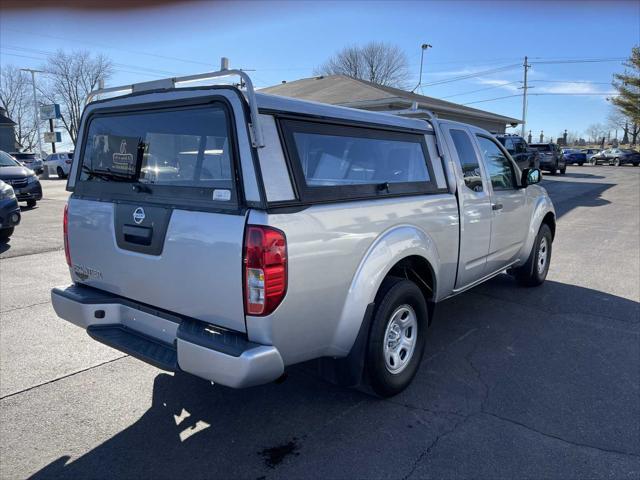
left=279, top=119, right=444, bottom=203
left=75, top=102, right=240, bottom=210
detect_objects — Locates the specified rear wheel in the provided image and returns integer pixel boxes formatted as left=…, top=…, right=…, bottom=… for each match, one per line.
left=0, top=227, right=14, bottom=241
left=56, top=166, right=67, bottom=179
left=27, top=199, right=36, bottom=208
left=366, top=278, right=428, bottom=397
left=614, top=158, right=621, bottom=167
left=514, top=223, right=552, bottom=287
left=548, top=165, right=557, bottom=175
left=633, top=162, right=639, bottom=167
left=560, top=166, right=566, bottom=174
left=578, top=162, right=584, bottom=166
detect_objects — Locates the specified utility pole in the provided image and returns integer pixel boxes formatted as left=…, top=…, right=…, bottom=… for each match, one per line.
left=20, top=69, right=44, bottom=158
left=411, top=43, right=432, bottom=93
left=520, top=56, right=530, bottom=137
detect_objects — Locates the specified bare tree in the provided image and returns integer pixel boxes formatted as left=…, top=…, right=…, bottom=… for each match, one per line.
left=315, top=42, right=409, bottom=88
left=0, top=65, right=40, bottom=151
left=586, top=123, right=607, bottom=144
left=40, top=50, right=113, bottom=145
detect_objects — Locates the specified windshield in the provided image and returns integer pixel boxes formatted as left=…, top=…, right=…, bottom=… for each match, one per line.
left=0, top=151, right=19, bottom=167
left=12, top=153, right=35, bottom=160
left=80, top=105, right=234, bottom=190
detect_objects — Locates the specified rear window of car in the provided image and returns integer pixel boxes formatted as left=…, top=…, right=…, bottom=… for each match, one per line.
left=12, top=153, right=35, bottom=160
left=529, top=144, right=551, bottom=152
left=280, top=119, right=442, bottom=203
left=75, top=103, right=238, bottom=208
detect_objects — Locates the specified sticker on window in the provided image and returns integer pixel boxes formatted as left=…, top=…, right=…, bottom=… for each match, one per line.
left=212, top=189, right=231, bottom=201
left=111, top=138, right=136, bottom=174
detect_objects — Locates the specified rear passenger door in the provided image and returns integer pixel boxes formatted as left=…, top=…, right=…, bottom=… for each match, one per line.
left=475, top=135, right=528, bottom=273
left=442, top=125, right=492, bottom=288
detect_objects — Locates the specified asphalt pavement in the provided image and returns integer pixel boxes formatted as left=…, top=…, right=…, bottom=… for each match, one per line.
left=0, top=167, right=638, bottom=479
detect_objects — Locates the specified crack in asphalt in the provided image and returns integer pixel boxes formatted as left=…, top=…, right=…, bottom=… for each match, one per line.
left=1, top=300, right=51, bottom=314
left=0, top=355, right=129, bottom=401
left=481, top=411, right=640, bottom=459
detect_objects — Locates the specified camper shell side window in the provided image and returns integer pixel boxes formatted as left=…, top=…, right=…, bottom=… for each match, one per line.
left=278, top=118, right=445, bottom=203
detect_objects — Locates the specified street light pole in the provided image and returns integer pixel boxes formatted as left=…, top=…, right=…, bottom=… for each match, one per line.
left=20, top=68, right=46, bottom=177
left=411, top=43, right=432, bottom=93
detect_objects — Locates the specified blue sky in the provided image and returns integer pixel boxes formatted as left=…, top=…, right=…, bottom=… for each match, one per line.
left=1, top=0, right=638, bottom=143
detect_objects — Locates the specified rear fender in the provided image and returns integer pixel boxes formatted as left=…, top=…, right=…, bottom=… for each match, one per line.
left=519, top=189, right=555, bottom=263
left=330, top=225, right=440, bottom=356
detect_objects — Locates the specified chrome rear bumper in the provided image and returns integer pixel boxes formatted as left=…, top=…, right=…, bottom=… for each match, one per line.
left=51, top=284, right=284, bottom=388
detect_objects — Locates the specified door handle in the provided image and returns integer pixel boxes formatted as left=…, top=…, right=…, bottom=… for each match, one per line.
left=492, top=203, right=503, bottom=211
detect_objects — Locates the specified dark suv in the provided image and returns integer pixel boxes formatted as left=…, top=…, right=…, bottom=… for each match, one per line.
left=529, top=142, right=566, bottom=175
left=495, top=134, right=539, bottom=171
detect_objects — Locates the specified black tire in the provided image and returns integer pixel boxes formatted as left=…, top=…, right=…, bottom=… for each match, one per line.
left=56, top=167, right=67, bottom=179
left=614, top=158, right=621, bottom=167
left=560, top=166, right=566, bottom=174
left=548, top=165, right=557, bottom=175
left=633, top=163, right=639, bottom=167
left=514, top=223, right=552, bottom=287
left=27, top=199, right=37, bottom=208
left=365, top=278, right=428, bottom=397
left=0, top=227, right=14, bottom=241
left=578, top=162, right=584, bottom=166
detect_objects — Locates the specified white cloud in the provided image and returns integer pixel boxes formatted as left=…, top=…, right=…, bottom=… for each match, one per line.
left=476, top=78, right=521, bottom=92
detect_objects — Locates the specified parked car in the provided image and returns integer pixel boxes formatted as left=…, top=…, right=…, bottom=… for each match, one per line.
left=51, top=68, right=556, bottom=397
left=561, top=148, right=587, bottom=166
left=0, top=150, right=42, bottom=207
left=529, top=142, right=566, bottom=174
left=495, top=133, right=539, bottom=170
left=580, top=148, right=600, bottom=162
left=0, top=180, right=21, bottom=241
left=10, top=152, right=44, bottom=174
left=589, top=148, right=640, bottom=166
left=45, top=152, right=74, bottom=178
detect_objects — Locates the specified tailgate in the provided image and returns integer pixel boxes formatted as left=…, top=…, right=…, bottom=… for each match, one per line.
left=66, top=97, right=250, bottom=333
left=67, top=198, right=247, bottom=332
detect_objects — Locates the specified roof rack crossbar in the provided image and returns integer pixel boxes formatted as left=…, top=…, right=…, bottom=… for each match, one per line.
left=85, top=58, right=265, bottom=148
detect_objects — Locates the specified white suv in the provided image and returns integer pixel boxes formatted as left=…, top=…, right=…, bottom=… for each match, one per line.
left=45, top=152, right=74, bottom=179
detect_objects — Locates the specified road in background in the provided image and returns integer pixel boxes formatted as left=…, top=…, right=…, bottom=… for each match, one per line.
left=0, top=167, right=638, bottom=479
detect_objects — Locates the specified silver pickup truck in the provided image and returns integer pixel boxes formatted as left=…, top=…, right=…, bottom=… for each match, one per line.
left=51, top=65, right=555, bottom=397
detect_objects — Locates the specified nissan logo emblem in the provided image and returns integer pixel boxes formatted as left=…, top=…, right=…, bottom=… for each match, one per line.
left=133, top=207, right=145, bottom=224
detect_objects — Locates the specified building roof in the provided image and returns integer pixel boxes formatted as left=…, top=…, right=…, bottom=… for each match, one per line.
left=260, top=75, right=521, bottom=126
left=0, top=107, right=16, bottom=126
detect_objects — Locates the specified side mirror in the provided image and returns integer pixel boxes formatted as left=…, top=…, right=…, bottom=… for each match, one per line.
left=521, top=168, right=541, bottom=187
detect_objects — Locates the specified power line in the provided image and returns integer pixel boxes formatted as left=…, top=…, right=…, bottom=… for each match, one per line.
left=440, top=81, right=521, bottom=99
left=530, top=79, right=613, bottom=85
left=2, top=27, right=213, bottom=67
left=530, top=58, right=625, bottom=64
left=422, top=63, right=521, bottom=87
left=462, top=94, right=522, bottom=105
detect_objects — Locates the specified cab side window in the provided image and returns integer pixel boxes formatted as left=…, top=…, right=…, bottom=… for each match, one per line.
left=449, top=129, right=483, bottom=192
left=476, top=136, right=516, bottom=191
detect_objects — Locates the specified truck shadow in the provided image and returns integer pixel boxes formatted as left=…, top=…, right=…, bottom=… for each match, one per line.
left=540, top=177, right=614, bottom=219
left=29, top=277, right=639, bottom=480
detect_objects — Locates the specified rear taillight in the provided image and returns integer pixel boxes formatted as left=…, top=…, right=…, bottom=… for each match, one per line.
left=63, top=203, right=71, bottom=267
left=243, top=225, right=287, bottom=316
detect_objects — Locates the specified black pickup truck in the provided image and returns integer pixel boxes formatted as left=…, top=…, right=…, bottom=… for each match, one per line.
left=495, top=134, right=539, bottom=171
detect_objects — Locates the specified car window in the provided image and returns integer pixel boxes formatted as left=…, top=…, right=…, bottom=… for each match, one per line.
left=449, top=129, right=483, bottom=192
left=281, top=119, right=442, bottom=202
left=81, top=105, right=233, bottom=190
left=514, top=140, right=527, bottom=154
left=476, top=136, right=516, bottom=191
left=0, top=151, right=19, bottom=167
